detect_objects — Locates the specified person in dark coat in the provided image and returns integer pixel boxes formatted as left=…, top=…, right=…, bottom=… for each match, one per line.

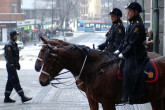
left=98, top=8, right=125, bottom=54
left=4, top=31, right=32, bottom=103
left=146, top=28, right=153, bottom=52
left=116, top=2, right=148, bottom=103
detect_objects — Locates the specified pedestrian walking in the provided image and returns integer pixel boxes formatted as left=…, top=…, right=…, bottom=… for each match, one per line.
left=4, top=31, right=32, bottom=103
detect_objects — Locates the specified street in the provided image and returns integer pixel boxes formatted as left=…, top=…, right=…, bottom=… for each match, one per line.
left=0, top=32, right=152, bottom=110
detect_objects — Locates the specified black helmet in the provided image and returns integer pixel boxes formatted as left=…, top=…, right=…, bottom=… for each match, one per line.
left=10, top=31, right=19, bottom=38
left=126, top=2, right=142, bottom=13
left=109, top=8, right=122, bottom=17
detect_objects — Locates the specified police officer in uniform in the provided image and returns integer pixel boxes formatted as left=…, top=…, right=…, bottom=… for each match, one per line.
left=115, top=2, right=148, bottom=103
left=98, top=8, right=125, bottom=54
left=4, top=31, right=32, bottom=103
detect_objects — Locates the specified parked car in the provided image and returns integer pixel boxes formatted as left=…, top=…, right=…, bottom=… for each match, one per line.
left=56, top=27, right=73, bottom=32
left=56, top=35, right=66, bottom=41
left=16, top=41, right=24, bottom=50
left=0, top=41, right=24, bottom=51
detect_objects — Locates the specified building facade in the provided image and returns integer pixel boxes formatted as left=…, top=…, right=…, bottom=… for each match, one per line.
left=78, top=0, right=101, bottom=20
left=0, top=0, right=25, bottom=43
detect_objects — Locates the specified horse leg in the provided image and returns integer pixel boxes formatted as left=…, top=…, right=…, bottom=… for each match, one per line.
left=160, top=99, right=165, bottom=110
left=151, top=101, right=159, bottom=110
left=151, top=99, right=165, bottom=110
left=86, top=90, right=99, bottom=110
left=101, top=100, right=116, bottom=110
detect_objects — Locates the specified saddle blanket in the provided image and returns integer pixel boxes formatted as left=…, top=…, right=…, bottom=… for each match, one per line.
left=118, top=59, right=159, bottom=83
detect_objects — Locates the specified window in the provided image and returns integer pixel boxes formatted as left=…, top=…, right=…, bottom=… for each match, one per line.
left=96, top=24, right=100, bottom=28
left=80, top=23, right=83, bottom=27
left=90, top=24, right=94, bottom=28
left=78, top=23, right=80, bottom=27
left=85, top=24, right=90, bottom=28
left=102, top=24, right=109, bottom=28
left=78, top=23, right=83, bottom=27
left=12, top=4, right=17, bottom=13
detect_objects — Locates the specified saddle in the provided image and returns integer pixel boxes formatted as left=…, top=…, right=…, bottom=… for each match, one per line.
left=118, top=59, right=159, bottom=83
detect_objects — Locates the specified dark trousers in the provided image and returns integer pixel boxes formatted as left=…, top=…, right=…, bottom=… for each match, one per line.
left=122, top=58, right=146, bottom=99
left=4, top=63, right=24, bottom=97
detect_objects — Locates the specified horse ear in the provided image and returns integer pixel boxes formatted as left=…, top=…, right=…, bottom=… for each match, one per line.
left=40, top=36, right=48, bottom=44
left=47, top=44, right=53, bottom=51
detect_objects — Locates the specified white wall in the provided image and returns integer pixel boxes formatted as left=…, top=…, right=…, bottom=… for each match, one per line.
left=2, top=28, right=7, bottom=43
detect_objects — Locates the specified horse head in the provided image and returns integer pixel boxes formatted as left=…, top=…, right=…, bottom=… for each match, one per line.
left=35, top=36, right=70, bottom=72
left=39, top=44, right=110, bottom=86
left=39, top=45, right=66, bottom=86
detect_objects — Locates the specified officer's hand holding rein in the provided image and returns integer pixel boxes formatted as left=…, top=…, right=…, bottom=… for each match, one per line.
left=118, top=53, right=124, bottom=59
left=114, top=50, right=120, bottom=54
left=15, top=62, right=20, bottom=70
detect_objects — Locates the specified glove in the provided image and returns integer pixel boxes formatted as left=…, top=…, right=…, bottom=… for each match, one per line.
left=114, top=50, right=120, bottom=54
left=118, top=53, right=124, bottom=59
left=15, top=63, right=21, bottom=70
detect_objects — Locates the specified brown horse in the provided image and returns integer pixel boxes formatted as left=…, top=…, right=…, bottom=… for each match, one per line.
left=39, top=45, right=165, bottom=110
left=36, top=37, right=162, bottom=110
left=35, top=36, right=70, bottom=72
left=35, top=37, right=99, bottom=110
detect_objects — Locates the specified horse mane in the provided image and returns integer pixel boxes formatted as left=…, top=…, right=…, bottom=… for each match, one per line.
left=51, top=39, right=71, bottom=46
left=69, top=44, right=90, bottom=58
left=44, top=44, right=119, bottom=69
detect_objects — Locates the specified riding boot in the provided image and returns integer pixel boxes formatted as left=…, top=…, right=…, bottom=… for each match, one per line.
left=120, top=97, right=129, bottom=104
left=4, top=96, right=16, bottom=103
left=21, top=95, right=32, bottom=103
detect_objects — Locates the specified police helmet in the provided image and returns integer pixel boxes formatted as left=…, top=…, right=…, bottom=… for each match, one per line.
left=10, top=31, right=19, bottom=38
left=109, top=8, right=122, bottom=17
left=126, top=2, right=142, bottom=13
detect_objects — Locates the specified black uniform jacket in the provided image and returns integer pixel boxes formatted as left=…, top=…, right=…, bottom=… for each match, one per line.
left=98, top=20, right=125, bottom=52
left=4, top=39, right=19, bottom=65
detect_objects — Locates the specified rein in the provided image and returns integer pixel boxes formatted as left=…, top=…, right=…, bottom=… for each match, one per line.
left=41, top=54, right=88, bottom=90
left=37, top=44, right=49, bottom=62
left=97, top=55, right=120, bottom=71
left=75, top=55, right=88, bottom=80
left=37, top=57, right=42, bottom=62
left=41, top=45, right=89, bottom=97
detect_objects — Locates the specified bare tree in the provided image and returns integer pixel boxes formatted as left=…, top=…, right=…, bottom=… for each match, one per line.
left=56, top=0, right=80, bottom=28
left=35, top=0, right=52, bottom=29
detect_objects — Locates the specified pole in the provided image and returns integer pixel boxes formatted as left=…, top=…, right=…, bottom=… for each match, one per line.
left=52, top=0, right=54, bottom=37
left=112, top=0, right=114, bottom=9
left=153, top=0, right=159, bottom=53
left=34, top=0, right=37, bottom=45
left=150, top=0, right=153, bottom=28
left=34, top=0, right=36, bottom=28
left=52, top=0, right=54, bottom=29
left=141, top=0, right=145, bottom=23
left=164, top=0, right=165, bottom=55
left=108, top=0, right=110, bottom=12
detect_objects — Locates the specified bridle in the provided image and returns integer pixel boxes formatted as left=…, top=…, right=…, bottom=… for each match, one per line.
left=41, top=47, right=88, bottom=89
left=37, top=44, right=48, bottom=62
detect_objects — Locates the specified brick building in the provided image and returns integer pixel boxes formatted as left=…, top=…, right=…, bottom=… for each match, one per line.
left=0, top=0, right=25, bottom=43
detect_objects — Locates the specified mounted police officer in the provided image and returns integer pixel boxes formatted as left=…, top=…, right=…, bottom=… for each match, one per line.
left=115, top=2, right=148, bottom=103
left=98, top=8, right=125, bottom=54
left=4, top=31, right=32, bottom=103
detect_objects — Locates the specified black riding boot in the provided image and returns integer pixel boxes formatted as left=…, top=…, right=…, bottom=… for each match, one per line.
left=4, top=96, right=16, bottom=103
left=120, top=97, right=129, bottom=104
left=21, top=95, right=32, bottom=103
